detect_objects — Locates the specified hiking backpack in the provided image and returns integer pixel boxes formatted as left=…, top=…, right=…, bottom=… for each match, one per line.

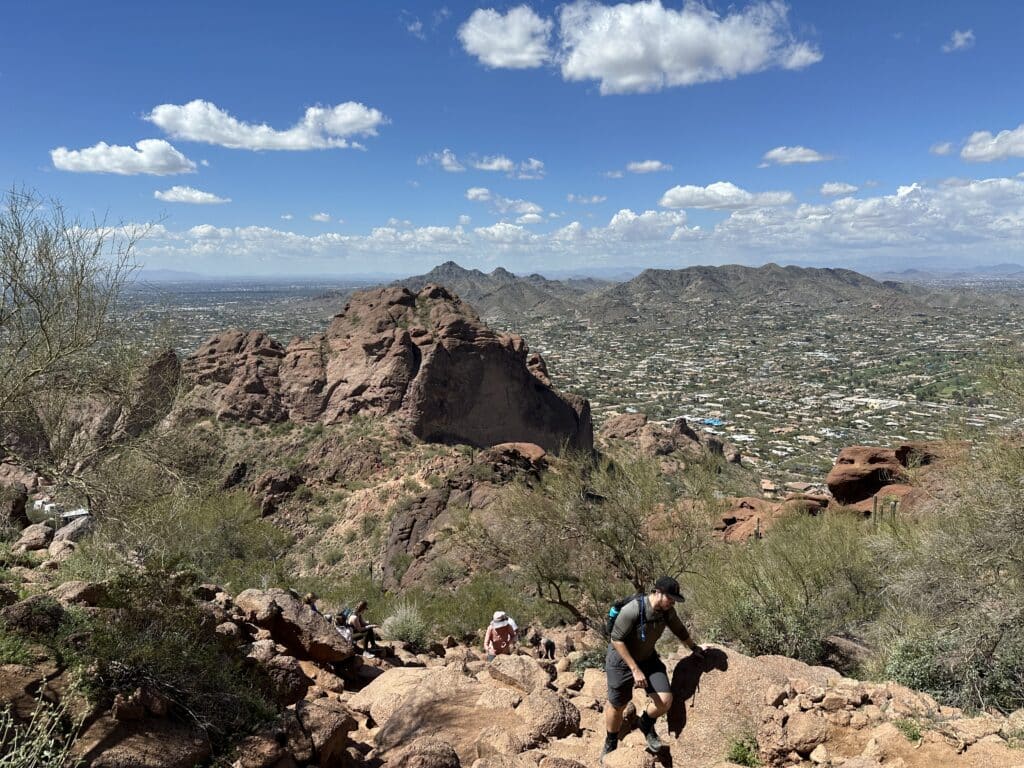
left=606, top=593, right=646, bottom=638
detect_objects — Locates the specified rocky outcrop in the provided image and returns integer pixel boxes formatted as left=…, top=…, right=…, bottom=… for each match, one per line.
left=716, top=494, right=829, bottom=541
left=826, top=447, right=908, bottom=505
left=599, top=413, right=741, bottom=464
left=0, top=479, right=30, bottom=530
left=177, top=285, right=592, bottom=453
left=234, top=588, right=354, bottom=663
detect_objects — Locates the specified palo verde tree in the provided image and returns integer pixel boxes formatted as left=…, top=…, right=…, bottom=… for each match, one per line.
left=468, top=449, right=718, bottom=628
left=0, top=187, right=141, bottom=469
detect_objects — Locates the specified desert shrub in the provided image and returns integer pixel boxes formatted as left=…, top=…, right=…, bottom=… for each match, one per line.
left=78, top=572, right=275, bottom=751
left=0, top=697, right=79, bottom=768
left=570, top=646, right=606, bottom=673
left=467, top=450, right=711, bottom=627
left=878, top=437, right=1024, bottom=712
left=725, top=735, right=761, bottom=767
left=893, top=718, right=923, bottom=742
left=691, top=514, right=882, bottom=665
left=422, top=571, right=554, bottom=641
left=0, top=627, right=31, bottom=665
left=62, top=489, right=290, bottom=591
left=381, top=599, right=430, bottom=649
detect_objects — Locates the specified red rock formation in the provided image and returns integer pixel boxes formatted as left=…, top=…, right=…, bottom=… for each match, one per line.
left=826, top=446, right=908, bottom=505
left=177, top=285, right=592, bottom=453
left=598, top=412, right=741, bottom=463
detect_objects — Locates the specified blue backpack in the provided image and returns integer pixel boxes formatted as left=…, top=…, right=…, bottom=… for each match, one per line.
left=606, top=593, right=646, bottom=639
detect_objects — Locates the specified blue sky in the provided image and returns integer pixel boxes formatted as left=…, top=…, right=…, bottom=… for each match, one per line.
left=2, top=1, right=1023, bottom=276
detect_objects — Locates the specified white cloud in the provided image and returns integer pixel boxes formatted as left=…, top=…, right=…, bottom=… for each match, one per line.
left=458, top=214, right=472, bottom=226
left=660, top=181, right=794, bottom=209
left=930, top=142, right=954, bottom=156
left=281, top=213, right=294, bottom=221
left=472, top=155, right=515, bottom=172
left=407, top=19, right=425, bottom=39
left=627, top=159, right=672, bottom=174
left=568, top=193, right=607, bottom=204
left=134, top=174, right=1024, bottom=272
left=516, top=157, right=546, bottom=180
left=310, top=212, right=331, bottom=223
left=558, top=0, right=822, bottom=94
left=466, top=187, right=492, bottom=201
left=474, top=222, right=532, bottom=242
left=604, top=170, right=625, bottom=179
left=459, top=5, right=552, bottom=69
left=820, top=182, right=858, bottom=197
left=605, top=208, right=687, bottom=240
left=942, top=29, right=975, bottom=53
left=420, top=148, right=466, bottom=172
left=759, top=145, right=831, bottom=166
left=50, top=139, right=196, bottom=175
left=146, top=99, right=387, bottom=150
left=154, top=185, right=230, bottom=204
left=962, top=122, right=1024, bottom=162
left=465, top=187, right=542, bottom=216
left=517, top=213, right=544, bottom=224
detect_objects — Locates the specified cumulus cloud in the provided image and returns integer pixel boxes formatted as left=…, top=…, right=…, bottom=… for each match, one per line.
left=146, top=99, right=387, bottom=150
left=459, top=5, right=553, bottom=68
left=154, top=185, right=230, bottom=204
left=942, top=29, right=975, bottom=53
left=281, top=213, right=294, bottom=221
left=50, top=139, right=196, bottom=175
left=557, top=0, right=822, bottom=94
left=961, top=122, right=1024, bottom=162
left=134, top=174, right=1024, bottom=271
left=568, top=193, right=607, bottom=204
left=465, top=187, right=542, bottom=216
left=604, top=170, right=625, bottom=179
left=466, top=187, right=492, bottom=201
left=420, top=148, right=466, bottom=172
left=660, top=181, right=794, bottom=209
left=517, top=213, right=544, bottom=224
left=473, top=155, right=515, bottom=172
left=759, top=145, right=831, bottom=166
left=516, top=157, right=546, bottom=179
left=820, top=182, right=858, bottom=197
left=627, top=159, right=672, bottom=174
left=310, top=212, right=332, bottom=223
left=930, top=142, right=954, bottom=156
left=474, top=222, right=532, bottom=242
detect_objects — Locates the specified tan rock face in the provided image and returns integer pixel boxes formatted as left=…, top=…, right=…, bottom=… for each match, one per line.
left=488, top=654, right=554, bottom=694
left=598, top=412, right=741, bottom=464
left=177, top=285, right=592, bottom=453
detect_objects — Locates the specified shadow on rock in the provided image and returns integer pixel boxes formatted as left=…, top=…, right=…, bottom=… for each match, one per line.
left=667, top=647, right=728, bottom=737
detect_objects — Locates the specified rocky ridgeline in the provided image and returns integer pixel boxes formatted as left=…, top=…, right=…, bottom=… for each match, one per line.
left=175, top=284, right=592, bottom=454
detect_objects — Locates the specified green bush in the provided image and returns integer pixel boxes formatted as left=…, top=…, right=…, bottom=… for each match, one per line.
left=381, top=599, right=430, bottom=649
left=690, top=514, right=882, bottom=665
left=725, top=735, right=761, bottom=767
left=0, top=627, right=32, bottom=665
left=78, top=572, right=276, bottom=751
left=893, top=718, right=923, bottom=742
left=570, top=647, right=606, bottom=673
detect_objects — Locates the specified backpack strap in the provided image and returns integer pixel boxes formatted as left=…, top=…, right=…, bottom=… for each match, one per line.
left=637, top=595, right=647, bottom=642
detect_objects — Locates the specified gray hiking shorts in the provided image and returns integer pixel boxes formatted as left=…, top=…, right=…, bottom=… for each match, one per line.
left=605, top=647, right=670, bottom=708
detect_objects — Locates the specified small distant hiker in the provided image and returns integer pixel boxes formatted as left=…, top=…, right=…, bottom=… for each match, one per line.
left=484, top=611, right=518, bottom=660
left=530, top=634, right=556, bottom=659
left=347, top=600, right=381, bottom=657
left=601, top=576, right=704, bottom=761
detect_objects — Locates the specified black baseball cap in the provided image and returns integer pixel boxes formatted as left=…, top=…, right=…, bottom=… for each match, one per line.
left=653, top=576, right=684, bottom=602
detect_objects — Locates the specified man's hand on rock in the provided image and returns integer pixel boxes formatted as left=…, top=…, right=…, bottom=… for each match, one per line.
left=632, top=668, right=648, bottom=689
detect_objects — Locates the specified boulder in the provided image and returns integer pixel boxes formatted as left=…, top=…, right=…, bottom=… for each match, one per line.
left=12, top=522, right=53, bottom=552
left=264, top=654, right=311, bottom=705
left=70, top=715, right=211, bottom=768
left=295, top=698, right=358, bottom=764
left=488, top=654, right=553, bottom=694
left=0, top=480, right=30, bottom=529
left=1, top=595, right=65, bottom=635
left=517, top=689, right=580, bottom=741
left=53, top=515, right=94, bottom=543
left=385, top=737, right=461, bottom=768
left=49, top=580, right=107, bottom=606
left=234, top=588, right=353, bottom=662
left=826, top=446, right=907, bottom=505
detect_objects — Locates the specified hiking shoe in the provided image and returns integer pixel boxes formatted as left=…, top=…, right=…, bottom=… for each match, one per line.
left=599, top=741, right=617, bottom=764
left=644, top=729, right=663, bottom=754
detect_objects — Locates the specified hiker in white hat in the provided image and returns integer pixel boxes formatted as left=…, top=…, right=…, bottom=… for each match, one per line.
left=483, top=610, right=518, bottom=660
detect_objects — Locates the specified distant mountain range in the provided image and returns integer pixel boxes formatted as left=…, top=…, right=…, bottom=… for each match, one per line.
left=396, top=261, right=940, bottom=320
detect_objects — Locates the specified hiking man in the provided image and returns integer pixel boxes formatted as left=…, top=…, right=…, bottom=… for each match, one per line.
left=602, top=576, right=704, bottom=760
left=483, top=611, right=518, bottom=660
